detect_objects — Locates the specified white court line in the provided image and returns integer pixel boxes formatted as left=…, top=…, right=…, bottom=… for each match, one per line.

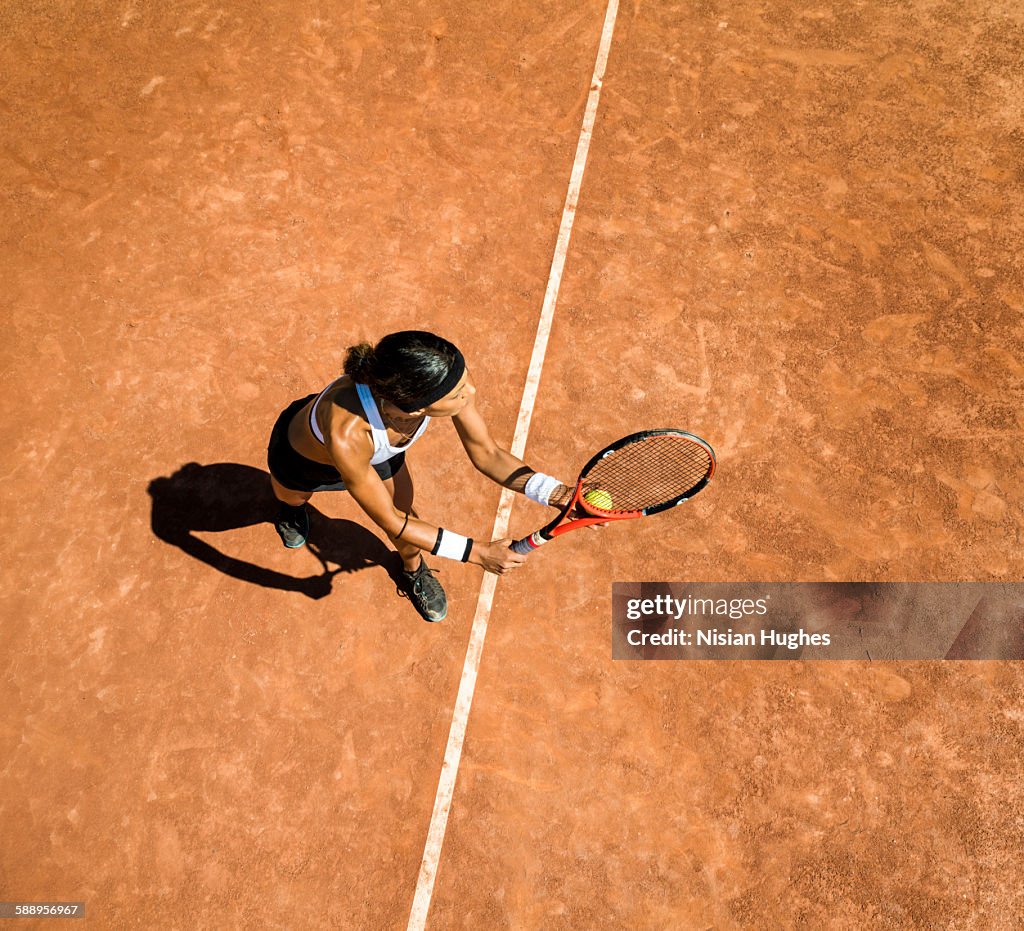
left=406, top=2, right=621, bottom=928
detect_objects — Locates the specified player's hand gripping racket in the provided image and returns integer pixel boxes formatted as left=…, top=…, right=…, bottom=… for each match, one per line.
left=511, top=429, right=716, bottom=555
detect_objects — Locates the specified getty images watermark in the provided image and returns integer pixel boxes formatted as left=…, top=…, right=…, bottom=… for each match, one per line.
left=612, top=583, right=1024, bottom=660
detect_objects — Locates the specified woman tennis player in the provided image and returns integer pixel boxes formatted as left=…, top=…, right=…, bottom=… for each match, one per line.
left=266, top=330, right=572, bottom=622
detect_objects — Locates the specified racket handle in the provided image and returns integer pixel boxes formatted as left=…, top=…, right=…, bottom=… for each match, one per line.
left=510, top=532, right=547, bottom=556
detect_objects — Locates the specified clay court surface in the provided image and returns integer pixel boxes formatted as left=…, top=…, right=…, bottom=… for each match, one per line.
left=3, top=0, right=1024, bottom=927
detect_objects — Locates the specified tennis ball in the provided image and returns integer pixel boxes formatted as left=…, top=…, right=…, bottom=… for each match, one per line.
left=583, top=488, right=613, bottom=510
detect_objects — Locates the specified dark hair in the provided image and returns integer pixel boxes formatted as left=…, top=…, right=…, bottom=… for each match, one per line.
left=343, top=331, right=462, bottom=409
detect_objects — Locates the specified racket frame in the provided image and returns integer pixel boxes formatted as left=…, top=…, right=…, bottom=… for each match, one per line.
left=512, top=429, right=716, bottom=553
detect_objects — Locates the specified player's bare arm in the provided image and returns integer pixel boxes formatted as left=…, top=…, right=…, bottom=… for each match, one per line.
left=452, top=392, right=573, bottom=509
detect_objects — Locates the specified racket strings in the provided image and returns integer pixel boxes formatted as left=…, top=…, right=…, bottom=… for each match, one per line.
left=584, top=435, right=712, bottom=513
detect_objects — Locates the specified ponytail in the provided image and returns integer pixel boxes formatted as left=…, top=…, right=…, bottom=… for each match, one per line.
left=343, top=342, right=376, bottom=383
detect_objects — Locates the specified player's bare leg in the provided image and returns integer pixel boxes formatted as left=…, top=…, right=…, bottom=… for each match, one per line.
left=271, top=474, right=312, bottom=507
left=271, top=474, right=312, bottom=548
left=384, top=463, right=447, bottom=622
left=381, top=465, right=420, bottom=571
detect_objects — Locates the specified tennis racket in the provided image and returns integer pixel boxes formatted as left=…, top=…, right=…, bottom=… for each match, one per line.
left=510, top=429, right=716, bottom=556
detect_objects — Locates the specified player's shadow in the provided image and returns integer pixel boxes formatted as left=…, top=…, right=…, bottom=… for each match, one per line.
left=147, top=462, right=403, bottom=599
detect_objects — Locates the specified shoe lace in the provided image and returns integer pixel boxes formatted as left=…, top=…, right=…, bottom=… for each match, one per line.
left=413, top=564, right=440, bottom=594
left=399, top=562, right=440, bottom=598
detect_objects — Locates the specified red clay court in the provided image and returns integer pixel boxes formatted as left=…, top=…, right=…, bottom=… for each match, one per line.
left=2, top=1, right=1023, bottom=928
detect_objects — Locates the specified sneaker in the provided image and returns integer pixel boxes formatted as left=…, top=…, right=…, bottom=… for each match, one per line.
left=398, top=558, right=448, bottom=622
left=275, top=503, right=309, bottom=548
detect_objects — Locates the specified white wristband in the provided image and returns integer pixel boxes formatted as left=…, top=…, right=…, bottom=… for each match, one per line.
left=431, top=528, right=474, bottom=562
left=524, top=472, right=563, bottom=506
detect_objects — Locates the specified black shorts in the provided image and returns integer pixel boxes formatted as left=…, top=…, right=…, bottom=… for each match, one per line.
left=266, top=393, right=406, bottom=493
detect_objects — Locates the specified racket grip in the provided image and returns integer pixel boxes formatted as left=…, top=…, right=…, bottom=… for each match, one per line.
left=510, top=537, right=534, bottom=556
left=510, top=532, right=548, bottom=556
